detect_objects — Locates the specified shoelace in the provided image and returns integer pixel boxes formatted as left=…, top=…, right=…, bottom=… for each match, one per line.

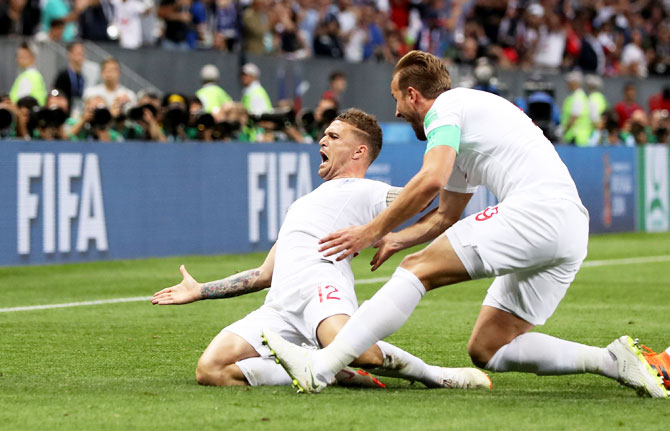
left=640, top=344, right=659, bottom=357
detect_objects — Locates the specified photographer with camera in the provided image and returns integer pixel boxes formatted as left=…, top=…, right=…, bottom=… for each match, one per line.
left=161, top=93, right=190, bottom=141
left=0, top=94, right=30, bottom=139
left=299, top=97, right=339, bottom=141
left=30, top=89, right=70, bottom=140
left=121, top=92, right=166, bottom=142
left=250, top=102, right=313, bottom=143
left=69, top=95, right=123, bottom=141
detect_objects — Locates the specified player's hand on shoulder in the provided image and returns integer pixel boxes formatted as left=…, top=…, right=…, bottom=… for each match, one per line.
left=370, top=233, right=402, bottom=271
left=151, top=265, right=203, bottom=305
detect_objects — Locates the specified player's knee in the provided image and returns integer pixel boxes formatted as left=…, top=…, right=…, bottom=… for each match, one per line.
left=196, top=357, right=235, bottom=386
left=398, top=252, right=434, bottom=289
left=467, top=340, right=493, bottom=369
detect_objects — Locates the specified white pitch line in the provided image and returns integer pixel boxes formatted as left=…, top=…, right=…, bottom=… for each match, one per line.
left=0, top=296, right=153, bottom=313
left=581, top=254, right=670, bottom=268
left=2, top=254, right=669, bottom=313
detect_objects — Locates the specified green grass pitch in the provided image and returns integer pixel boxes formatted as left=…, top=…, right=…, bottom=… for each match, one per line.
left=2, top=232, right=669, bottom=430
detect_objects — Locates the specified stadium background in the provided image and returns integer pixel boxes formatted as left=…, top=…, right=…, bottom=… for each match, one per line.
left=1, top=34, right=668, bottom=265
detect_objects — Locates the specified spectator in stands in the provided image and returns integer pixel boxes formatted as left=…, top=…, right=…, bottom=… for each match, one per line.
left=343, top=7, right=366, bottom=62
left=533, top=8, right=566, bottom=69
left=585, top=74, right=608, bottom=129
left=78, top=0, right=113, bottom=41
left=189, top=0, right=210, bottom=49
left=83, top=57, right=137, bottom=108
left=213, top=0, right=239, bottom=52
left=649, top=20, right=670, bottom=76
left=621, top=28, right=648, bottom=77
left=41, top=0, right=87, bottom=42
left=313, top=14, right=344, bottom=58
left=240, top=63, right=272, bottom=116
left=560, top=71, right=592, bottom=146
left=10, top=41, right=46, bottom=106
left=158, top=0, right=192, bottom=50
left=648, top=86, right=670, bottom=114
left=53, top=42, right=86, bottom=110
left=362, top=3, right=389, bottom=62
left=242, top=0, right=271, bottom=54
left=111, top=0, right=150, bottom=49
left=573, top=11, right=606, bottom=74
left=385, top=28, right=409, bottom=63
left=651, top=110, right=670, bottom=144
left=0, top=0, right=26, bottom=35
left=321, top=71, right=347, bottom=105
left=70, top=95, right=123, bottom=141
left=589, top=109, right=625, bottom=147
left=46, top=17, right=66, bottom=41
left=614, top=82, right=643, bottom=129
left=272, top=1, right=309, bottom=59
left=620, top=109, right=652, bottom=145
left=196, top=64, right=232, bottom=115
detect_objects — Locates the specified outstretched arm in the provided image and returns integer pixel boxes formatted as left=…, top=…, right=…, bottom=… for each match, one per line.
left=152, top=245, right=276, bottom=305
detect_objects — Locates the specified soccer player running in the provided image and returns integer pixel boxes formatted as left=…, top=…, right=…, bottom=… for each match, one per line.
left=263, top=51, right=669, bottom=398
left=152, top=108, right=490, bottom=390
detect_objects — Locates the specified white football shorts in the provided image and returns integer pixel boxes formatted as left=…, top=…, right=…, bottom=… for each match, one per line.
left=446, top=196, right=589, bottom=325
left=222, top=264, right=359, bottom=357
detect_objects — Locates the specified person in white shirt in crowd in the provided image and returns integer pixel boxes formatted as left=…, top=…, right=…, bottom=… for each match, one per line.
left=111, top=0, right=151, bottom=49
left=83, top=57, right=137, bottom=108
left=620, top=28, right=648, bottom=77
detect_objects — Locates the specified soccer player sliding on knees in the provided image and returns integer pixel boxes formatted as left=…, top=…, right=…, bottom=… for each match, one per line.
left=262, top=51, right=669, bottom=398
left=153, top=109, right=490, bottom=391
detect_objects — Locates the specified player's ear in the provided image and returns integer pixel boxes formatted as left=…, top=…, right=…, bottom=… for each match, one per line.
left=353, top=144, right=367, bottom=160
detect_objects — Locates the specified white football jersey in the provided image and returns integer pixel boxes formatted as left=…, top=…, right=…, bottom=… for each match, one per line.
left=265, top=178, right=391, bottom=304
left=424, top=88, right=583, bottom=205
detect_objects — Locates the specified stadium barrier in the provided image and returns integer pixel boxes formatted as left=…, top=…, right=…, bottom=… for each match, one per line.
left=1, top=141, right=668, bottom=266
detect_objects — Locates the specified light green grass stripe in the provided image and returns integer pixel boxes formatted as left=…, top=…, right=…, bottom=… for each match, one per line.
left=2, top=254, right=670, bottom=314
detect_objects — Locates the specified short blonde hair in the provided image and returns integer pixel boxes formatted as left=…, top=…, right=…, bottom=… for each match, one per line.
left=393, top=50, right=451, bottom=98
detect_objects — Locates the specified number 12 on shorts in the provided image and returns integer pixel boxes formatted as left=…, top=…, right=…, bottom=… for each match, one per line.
left=318, top=284, right=340, bottom=302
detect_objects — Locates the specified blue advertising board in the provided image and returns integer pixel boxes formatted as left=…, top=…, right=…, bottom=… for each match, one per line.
left=557, top=146, right=637, bottom=234
left=1, top=141, right=325, bottom=266
left=0, top=141, right=639, bottom=267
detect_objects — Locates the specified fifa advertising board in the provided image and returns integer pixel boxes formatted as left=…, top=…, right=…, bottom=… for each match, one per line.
left=0, top=141, right=663, bottom=267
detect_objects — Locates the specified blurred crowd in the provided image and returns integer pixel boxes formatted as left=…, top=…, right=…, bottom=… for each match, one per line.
left=0, top=40, right=343, bottom=142
left=554, top=71, right=670, bottom=145
left=1, top=39, right=668, bottom=144
left=0, top=0, right=668, bottom=76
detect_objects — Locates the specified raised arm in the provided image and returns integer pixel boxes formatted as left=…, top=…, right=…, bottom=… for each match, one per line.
left=152, top=245, right=276, bottom=305
left=370, top=190, right=472, bottom=270
left=319, top=146, right=457, bottom=260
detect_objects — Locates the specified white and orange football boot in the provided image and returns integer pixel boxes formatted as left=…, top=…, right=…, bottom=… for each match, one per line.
left=640, top=344, right=670, bottom=390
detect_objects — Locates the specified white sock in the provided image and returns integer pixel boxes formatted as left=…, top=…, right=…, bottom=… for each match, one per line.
left=484, top=332, right=618, bottom=379
left=373, top=340, right=443, bottom=387
left=313, top=267, right=426, bottom=383
left=236, top=357, right=292, bottom=386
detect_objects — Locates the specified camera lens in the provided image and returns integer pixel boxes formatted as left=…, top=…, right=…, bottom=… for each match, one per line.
left=93, top=107, right=112, bottom=127
left=0, top=108, right=14, bottom=130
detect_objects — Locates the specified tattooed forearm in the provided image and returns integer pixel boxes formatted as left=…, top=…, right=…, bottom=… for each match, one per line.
left=386, top=187, right=403, bottom=206
left=200, top=269, right=264, bottom=299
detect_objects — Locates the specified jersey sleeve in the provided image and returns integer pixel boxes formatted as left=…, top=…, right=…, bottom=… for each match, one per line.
left=423, top=93, right=463, bottom=154
left=445, top=165, right=477, bottom=194
left=369, top=181, right=393, bottom=216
